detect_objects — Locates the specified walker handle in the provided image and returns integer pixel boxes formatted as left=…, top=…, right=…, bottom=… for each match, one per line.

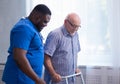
left=61, top=72, right=82, bottom=79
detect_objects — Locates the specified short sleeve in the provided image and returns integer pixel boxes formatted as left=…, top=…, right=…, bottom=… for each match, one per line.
left=44, top=31, right=59, bottom=57
left=11, top=25, right=33, bottom=50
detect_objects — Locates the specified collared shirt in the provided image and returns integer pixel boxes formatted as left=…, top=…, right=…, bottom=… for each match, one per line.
left=2, top=18, right=44, bottom=84
left=44, top=25, right=80, bottom=84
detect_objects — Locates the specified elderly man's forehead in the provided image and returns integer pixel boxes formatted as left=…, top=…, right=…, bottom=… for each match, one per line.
left=67, top=13, right=80, bottom=21
left=67, top=14, right=81, bottom=25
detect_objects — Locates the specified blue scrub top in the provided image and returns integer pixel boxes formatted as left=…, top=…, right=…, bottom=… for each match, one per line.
left=2, top=18, right=44, bottom=84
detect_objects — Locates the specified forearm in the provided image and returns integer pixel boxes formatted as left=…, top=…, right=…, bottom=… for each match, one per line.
left=16, top=56, right=39, bottom=81
left=13, top=48, right=40, bottom=82
left=44, top=54, right=62, bottom=82
left=75, top=56, right=81, bottom=73
left=44, top=54, right=56, bottom=76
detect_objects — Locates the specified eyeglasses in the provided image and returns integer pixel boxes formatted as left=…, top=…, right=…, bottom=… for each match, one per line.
left=67, top=20, right=81, bottom=28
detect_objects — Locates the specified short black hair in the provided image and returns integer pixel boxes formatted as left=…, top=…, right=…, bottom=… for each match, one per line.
left=33, top=4, right=51, bottom=15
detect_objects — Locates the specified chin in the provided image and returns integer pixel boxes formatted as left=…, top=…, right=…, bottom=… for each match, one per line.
left=39, top=27, right=44, bottom=31
left=70, top=32, right=76, bottom=36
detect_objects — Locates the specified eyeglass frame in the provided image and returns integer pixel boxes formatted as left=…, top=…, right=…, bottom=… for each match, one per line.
left=67, top=20, right=81, bottom=29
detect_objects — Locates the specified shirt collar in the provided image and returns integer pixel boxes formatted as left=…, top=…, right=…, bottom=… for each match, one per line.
left=62, top=25, right=70, bottom=36
left=23, top=17, right=39, bottom=33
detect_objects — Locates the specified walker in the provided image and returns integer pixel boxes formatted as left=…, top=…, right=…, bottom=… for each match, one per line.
left=50, top=72, right=85, bottom=84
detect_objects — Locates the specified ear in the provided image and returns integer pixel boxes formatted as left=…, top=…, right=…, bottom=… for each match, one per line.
left=35, top=14, right=41, bottom=20
left=35, top=14, right=42, bottom=24
left=64, top=19, right=67, bottom=24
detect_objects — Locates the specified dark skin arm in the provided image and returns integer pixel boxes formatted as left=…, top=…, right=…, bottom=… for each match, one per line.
left=13, top=48, right=46, bottom=84
left=44, top=54, right=62, bottom=83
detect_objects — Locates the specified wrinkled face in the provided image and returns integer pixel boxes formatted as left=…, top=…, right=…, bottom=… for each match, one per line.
left=66, top=19, right=81, bottom=35
left=36, top=14, right=51, bottom=31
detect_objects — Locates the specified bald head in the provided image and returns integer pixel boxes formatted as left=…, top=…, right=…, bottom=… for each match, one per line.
left=66, top=13, right=81, bottom=27
left=64, top=13, right=81, bottom=35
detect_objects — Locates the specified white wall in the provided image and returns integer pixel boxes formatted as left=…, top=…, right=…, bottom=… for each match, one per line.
left=0, top=0, right=27, bottom=63
left=107, top=0, right=120, bottom=84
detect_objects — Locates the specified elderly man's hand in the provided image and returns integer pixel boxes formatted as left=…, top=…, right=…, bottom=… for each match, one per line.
left=75, top=68, right=80, bottom=73
left=51, top=73, right=62, bottom=83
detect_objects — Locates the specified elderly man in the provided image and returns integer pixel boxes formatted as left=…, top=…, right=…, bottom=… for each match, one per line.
left=44, top=13, right=81, bottom=84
